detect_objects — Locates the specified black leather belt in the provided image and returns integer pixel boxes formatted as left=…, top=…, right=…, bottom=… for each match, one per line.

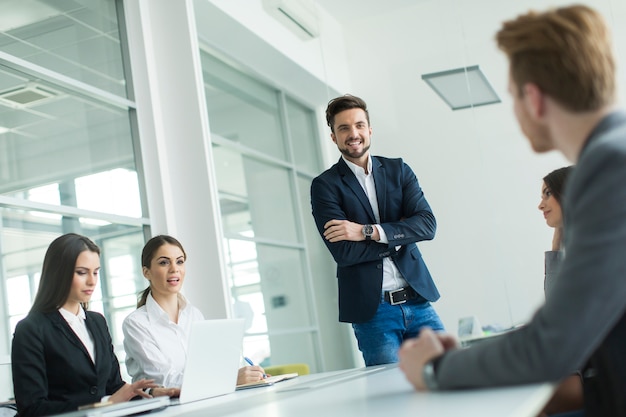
left=383, top=287, right=420, bottom=305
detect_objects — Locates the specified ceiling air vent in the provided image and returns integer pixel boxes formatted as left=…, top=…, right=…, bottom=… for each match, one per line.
left=0, top=83, right=59, bottom=108
left=262, top=0, right=319, bottom=40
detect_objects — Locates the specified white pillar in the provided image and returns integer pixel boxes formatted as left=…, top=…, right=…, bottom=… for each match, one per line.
left=123, top=0, right=230, bottom=318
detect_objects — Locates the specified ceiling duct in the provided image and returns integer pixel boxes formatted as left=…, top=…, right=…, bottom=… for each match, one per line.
left=262, top=0, right=320, bottom=40
left=0, top=83, right=59, bottom=108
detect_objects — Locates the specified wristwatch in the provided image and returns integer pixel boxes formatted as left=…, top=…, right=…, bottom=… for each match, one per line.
left=422, top=359, right=439, bottom=390
left=362, top=224, right=374, bottom=241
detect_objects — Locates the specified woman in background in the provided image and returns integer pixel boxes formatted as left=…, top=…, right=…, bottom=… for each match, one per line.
left=11, top=233, right=162, bottom=417
left=537, top=166, right=583, bottom=417
left=538, top=166, right=573, bottom=297
left=122, top=235, right=264, bottom=390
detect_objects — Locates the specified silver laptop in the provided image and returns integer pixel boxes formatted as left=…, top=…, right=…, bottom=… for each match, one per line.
left=174, top=318, right=245, bottom=404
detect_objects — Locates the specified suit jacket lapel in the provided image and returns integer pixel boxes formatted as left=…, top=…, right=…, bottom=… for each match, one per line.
left=85, top=313, right=105, bottom=371
left=337, top=158, right=376, bottom=221
left=49, top=311, right=96, bottom=368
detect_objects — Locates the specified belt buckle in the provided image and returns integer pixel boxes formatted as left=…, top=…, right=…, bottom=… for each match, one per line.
left=389, top=288, right=407, bottom=305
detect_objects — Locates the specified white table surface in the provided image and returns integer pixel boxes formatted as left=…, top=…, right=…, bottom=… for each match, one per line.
left=149, top=364, right=554, bottom=417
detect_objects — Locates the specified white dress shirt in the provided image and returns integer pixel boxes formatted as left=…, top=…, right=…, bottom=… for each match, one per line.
left=59, top=306, right=96, bottom=364
left=342, top=155, right=409, bottom=291
left=122, top=292, right=204, bottom=388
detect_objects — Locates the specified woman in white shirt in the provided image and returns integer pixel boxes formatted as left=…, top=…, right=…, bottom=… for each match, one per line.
left=122, top=235, right=265, bottom=391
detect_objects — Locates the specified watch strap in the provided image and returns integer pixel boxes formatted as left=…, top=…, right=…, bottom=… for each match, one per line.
left=362, top=224, right=374, bottom=241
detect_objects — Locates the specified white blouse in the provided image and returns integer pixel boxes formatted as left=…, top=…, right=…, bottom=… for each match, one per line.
left=122, top=292, right=204, bottom=388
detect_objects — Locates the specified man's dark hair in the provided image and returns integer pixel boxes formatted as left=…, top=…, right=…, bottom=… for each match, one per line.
left=325, top=94, right=370, bottom=133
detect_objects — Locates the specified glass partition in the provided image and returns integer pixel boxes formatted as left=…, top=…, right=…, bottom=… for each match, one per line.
left=0, top=0, right=128, bottom=97
left=200, top=48, right=322, bottom=369
left=1, top=206, right=145, bottom=342
left=0, top=1, right=147, bottom=376
left=201, top=53, right=287, bottom=160
left=285, top=97, right=321, bottom=175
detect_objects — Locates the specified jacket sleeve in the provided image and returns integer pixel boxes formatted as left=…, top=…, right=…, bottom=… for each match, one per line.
left=378, top=160, right=436, bottom=247
left=311, top=173, right=400, bottom=268
left=12, top=316, right=80, bottom=417
left=434, top=132, right=626, bottom=389
left=310, top=159, right=436, bottom=268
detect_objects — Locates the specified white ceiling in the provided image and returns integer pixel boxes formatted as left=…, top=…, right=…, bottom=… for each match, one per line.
left=315, top=0, right=427, bottom=21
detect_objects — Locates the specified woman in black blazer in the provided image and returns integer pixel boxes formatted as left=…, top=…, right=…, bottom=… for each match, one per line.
left=11, top=233, right=162, bottom=417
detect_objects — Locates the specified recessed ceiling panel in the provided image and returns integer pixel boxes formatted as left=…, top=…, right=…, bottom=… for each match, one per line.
left=422, top=66, right=501, bottom=110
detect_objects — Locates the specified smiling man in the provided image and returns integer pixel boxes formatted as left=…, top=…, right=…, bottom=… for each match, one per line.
left=398, top=5, right=626, bottom=417
left=310, top=94, right=444, bottom=366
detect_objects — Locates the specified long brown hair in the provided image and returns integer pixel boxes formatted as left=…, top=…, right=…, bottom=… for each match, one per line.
left=543, top=166, right=573, bottom=205
left=30, top=233, right=100, bottom=313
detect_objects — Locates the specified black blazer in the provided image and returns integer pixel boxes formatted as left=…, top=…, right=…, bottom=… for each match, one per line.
left=11, top=310, right=126, bottom=417
left=311, top=156, right=440, bottom=323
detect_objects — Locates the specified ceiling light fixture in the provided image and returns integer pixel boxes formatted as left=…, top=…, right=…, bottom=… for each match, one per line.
left=421, top=65, right=500, bottom=110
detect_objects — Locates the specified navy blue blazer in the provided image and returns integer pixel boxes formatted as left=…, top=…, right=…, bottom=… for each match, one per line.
left=11, top=310, right=126, bottom=417
left=311, top=156, right=440, bottom=323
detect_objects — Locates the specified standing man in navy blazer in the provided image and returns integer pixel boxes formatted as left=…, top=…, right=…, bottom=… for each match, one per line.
left=311, top=94, right=444, bottom=366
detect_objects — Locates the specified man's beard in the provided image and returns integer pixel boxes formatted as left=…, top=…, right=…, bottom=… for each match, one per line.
left=340, top=144, right=370, bottom=159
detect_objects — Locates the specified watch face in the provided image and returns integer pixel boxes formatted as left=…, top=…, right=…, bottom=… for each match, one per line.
left=364, top=225, right=374, bottom=236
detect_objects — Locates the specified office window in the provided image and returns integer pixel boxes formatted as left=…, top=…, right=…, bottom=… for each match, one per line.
left=202, top=54, right=287, bottom=160
left=0, top=0, right=128, bottom=97
left=200, top=50, right=324, bottom=370
left=286, top=97, right=323, bottom=176
left=0, top=1, right=148, bottom=373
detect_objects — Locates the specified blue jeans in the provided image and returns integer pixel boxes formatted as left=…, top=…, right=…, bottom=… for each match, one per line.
left=352, top=294, right=444, bottom=366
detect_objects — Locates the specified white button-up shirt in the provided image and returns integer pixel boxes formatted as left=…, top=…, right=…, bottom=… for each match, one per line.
left=122, top=292, right=204, bottom=388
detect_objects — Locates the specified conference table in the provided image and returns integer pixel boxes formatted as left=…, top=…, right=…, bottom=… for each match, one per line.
left=147, top=364, right=554, bottom=417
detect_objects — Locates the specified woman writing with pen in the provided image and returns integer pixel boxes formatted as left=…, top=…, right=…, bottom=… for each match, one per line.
left=122, top=235, right=265, bottom=392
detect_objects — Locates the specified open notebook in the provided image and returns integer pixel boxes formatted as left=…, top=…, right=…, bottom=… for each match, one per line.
left=236, top=372, right=299, bottom=390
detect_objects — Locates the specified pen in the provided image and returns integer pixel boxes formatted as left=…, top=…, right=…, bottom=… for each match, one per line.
left=244, top=356, right=267, bottom=378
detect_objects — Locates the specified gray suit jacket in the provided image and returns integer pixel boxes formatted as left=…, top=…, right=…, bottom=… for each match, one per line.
left=434, top=112, right=626, bottom=412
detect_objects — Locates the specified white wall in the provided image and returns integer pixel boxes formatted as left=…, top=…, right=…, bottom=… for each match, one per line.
left=206, top=0, right=351, bottom=97
left=334, top=0, right=626, bottom=333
